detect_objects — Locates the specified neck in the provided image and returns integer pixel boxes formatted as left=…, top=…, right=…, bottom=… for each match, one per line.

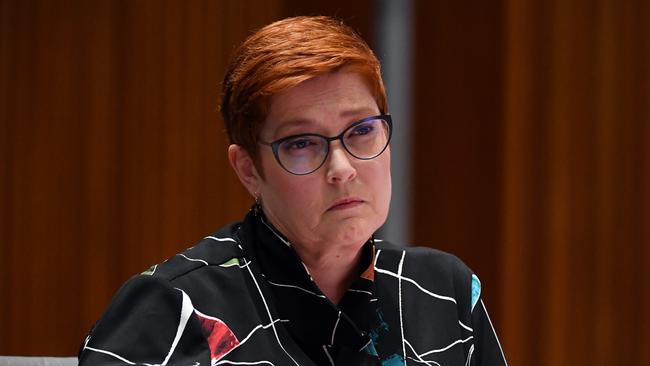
left=256, top=210, right=368, bottom=304
left=293, top=242, right=364, bottom=304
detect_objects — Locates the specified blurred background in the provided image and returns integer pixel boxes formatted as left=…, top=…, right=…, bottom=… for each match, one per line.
left=1, top=0, right=648, bottom=365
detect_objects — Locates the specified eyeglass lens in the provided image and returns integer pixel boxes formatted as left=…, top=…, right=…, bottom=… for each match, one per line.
left=276, top=117, right=391, bottom=175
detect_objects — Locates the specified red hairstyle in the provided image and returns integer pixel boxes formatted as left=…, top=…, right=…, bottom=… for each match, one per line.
left=220, top=16, right=388, bottom=169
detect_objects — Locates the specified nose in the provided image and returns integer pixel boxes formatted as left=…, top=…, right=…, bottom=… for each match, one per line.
left=325, top=143, right=357, bottom=184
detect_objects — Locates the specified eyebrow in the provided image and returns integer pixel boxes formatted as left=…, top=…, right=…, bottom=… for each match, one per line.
left=272, top=107, right=380, bottom=139
left=338, top=107, right=379, bottom=119
left=271, top=119, right=317, bottom=140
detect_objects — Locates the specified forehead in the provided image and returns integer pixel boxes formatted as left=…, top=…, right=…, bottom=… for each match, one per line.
left=262, top=70, right=379, bottom=137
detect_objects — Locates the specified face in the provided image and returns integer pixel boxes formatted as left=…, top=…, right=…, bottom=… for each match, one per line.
left=232, top=69, right=391, bottom=254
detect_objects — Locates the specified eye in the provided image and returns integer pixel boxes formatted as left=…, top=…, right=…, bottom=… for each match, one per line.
left=350, top=122, right=375, bottom=136
left=280, top=136, right=322, bottom=152
left=288, top=139, right=312, bottom=149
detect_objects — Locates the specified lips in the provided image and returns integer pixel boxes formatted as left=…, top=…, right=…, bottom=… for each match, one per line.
left=328, top=197, right=364, bottom=211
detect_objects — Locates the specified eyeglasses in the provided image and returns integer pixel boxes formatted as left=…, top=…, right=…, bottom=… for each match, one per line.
left=259, top=114, right=393, bottom=175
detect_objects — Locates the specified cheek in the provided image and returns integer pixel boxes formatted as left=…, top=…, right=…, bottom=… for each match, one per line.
left=372, top=152, right=391, bottom=193
left=373, top=155, right=392, bottom=218
left=378, top=169, right=392, bottom=214
left=265, top=172, right=321, bottom=216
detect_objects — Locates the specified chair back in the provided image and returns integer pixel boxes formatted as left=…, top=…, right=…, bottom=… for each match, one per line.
left=0, top=357, right=77, bottom=366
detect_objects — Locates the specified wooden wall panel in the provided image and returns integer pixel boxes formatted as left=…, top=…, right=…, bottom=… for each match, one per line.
left=412, top=0, right=505, bottom=321
left=501, top=0, right=650, bottom=364
left=281, top=0, right=376, bottom=49
left=0, top=0, right=280, bottom=355
left=411, top=0, right=649, bottom=364
left=2, top=0, right=88, bottom=353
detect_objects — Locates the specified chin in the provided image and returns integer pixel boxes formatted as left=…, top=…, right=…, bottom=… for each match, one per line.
left=334, top=218, right=377, bottom=245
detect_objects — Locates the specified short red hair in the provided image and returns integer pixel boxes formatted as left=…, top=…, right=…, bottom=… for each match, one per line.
left=220, top=16, right=388, bottom=168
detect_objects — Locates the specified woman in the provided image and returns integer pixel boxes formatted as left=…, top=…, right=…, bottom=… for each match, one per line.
left=79, top=16, right=507, bottom=366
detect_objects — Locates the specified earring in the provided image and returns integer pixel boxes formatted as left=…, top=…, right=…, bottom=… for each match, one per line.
left=253, top=192, right=261, bottom=216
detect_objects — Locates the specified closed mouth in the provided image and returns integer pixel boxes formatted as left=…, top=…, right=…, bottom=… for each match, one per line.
left=328, top=197, right=364, bottom=211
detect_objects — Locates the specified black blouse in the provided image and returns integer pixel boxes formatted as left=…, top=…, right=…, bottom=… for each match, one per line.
left=79, top=208, right=507, bottom=365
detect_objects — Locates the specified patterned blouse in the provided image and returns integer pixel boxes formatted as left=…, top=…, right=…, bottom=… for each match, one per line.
left=79, top=208, right=507, bottom=366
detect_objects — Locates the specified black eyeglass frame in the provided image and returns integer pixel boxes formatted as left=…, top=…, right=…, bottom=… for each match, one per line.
left=259, top=114, right=393, bottom=175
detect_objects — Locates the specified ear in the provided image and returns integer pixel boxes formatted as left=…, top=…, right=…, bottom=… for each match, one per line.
left=228, top=144, right=262, bottom=196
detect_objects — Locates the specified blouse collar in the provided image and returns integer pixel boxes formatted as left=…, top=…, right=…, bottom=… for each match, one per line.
left=237, top=206, right=383, bottom=362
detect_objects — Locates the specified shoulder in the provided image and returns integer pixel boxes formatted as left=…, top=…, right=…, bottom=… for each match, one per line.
left=142, top=222, right=245, bottom=282
left=87, top=221, right=247, bottom=328
left=79, top=221, right=264, bottom=364
left=132, top=221, right=266, bottom=315
left=375, top=240, right=473, bottom=279
left=374, top=241, right=506, bottom=364
left=375, top=240, right=476, bottom=308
